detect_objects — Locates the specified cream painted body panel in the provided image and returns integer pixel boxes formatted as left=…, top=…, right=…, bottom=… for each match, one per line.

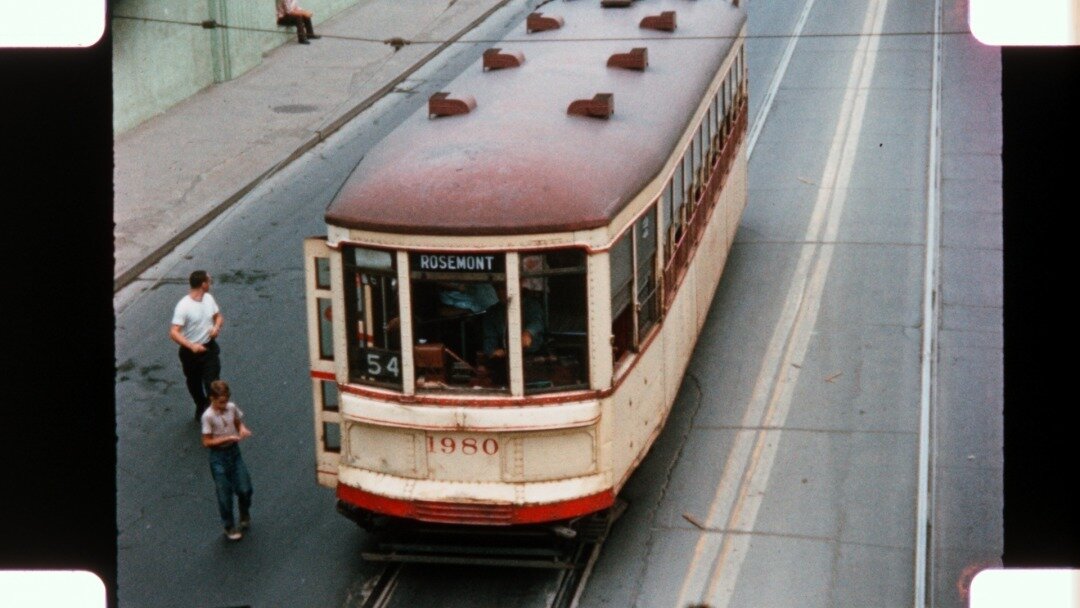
left=338, top=404, right=602, bottom=485
left=339, top=391, right=601, bottom=431
left=611, top=335, right=671, bottom=480
left=611, top=142, right=748, bottom=493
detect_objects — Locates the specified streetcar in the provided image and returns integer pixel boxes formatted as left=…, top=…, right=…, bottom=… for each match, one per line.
left=303, top=0, right=748, bottom=534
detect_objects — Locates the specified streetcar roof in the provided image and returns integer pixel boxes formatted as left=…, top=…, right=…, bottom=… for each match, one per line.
left=326, top=0, right=746, bottom=236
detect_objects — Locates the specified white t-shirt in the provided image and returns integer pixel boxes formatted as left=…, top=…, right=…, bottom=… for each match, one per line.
left=201, top=402, right=244, bottom=438
left=171, top=293, right=219, bottom=345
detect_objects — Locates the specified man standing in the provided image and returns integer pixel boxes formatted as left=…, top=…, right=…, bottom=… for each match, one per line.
left=170, top=270, right=223, bottom=421
left=201, top=380, right=253, bottom=541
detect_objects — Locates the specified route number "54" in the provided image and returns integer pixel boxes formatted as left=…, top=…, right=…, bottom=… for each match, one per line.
left=360, top=348, right=399, bottom=379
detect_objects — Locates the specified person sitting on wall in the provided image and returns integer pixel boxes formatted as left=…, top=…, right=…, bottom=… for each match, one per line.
left=276, top=0, right=322, bottom=44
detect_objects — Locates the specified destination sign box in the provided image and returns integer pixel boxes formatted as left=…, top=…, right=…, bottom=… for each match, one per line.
left=411, top=253, right=505, bottom=273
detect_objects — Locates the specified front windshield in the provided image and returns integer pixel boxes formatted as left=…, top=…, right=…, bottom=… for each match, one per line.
left=410, top=252, right=509, bottom=392
left=343, top=246, right=402, bottom=389
left=408, top=250, right=589, bottom=395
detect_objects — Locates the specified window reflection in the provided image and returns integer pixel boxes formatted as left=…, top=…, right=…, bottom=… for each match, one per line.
left=407, top=250, right=589, bottom=395
left=409, top=252, right=508, bottom=392
left=521, top=250, right=589, bottom=394
left=344, top=247, right=402, bottom=389
left=317, top=297, right=333, bottom=360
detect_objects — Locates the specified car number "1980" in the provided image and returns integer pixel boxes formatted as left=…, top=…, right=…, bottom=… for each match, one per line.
left=426, top=435, right=499, bottom=455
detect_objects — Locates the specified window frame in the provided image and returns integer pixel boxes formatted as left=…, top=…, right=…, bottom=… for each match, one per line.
left=634, top=205, right=659, bottom=342
left=520, top=248, right=591, bottom=395
left=343, top=245, right=403, bottom=390
left=406, top=250, right=509, bottom=395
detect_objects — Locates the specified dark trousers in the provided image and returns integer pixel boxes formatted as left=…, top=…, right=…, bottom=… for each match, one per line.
left=277, top=15, right=315, bottom=42
left=209, top=444, right=252, bottom=530
left=178, top=339, right=220, bottom=418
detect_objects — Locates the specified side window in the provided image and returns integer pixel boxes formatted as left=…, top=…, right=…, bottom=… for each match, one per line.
left=315, top=257, right=331, bottom=289
left=317, top=298, right=333, bottom=360
left=719, top=80, right=729, bottom=141
left=672, top=157, right=685, bottom=243
left=699, top=121, right=708, bottom=182
left=312, top=256, right=334, bottom=361
left=709, top=96, right=718, bottom=155
left=695, top=127, right=704, bottom=194
left=344, top=247, right=402, bottom=389
left=635, top=206, right=659, bottom=340
left=739, top=47, right=746, bottom=98
left=734, top=49, right=741, bottom=100
left=323, top=421, right=342, bottom=453
left=661, top=179, right=674, bottom=255
left=611, top=205, right=661, bottom=371
left=521, top=250, right=589, bottom=394
left=682, top=152, right=695, bottom=213
left=610, top=232, right=634, bottom=364
left=320, top=380, right=341, bottom=452
left=726, top=70, right=736, bottom=132
left=409, top=252, right=508, bottom=393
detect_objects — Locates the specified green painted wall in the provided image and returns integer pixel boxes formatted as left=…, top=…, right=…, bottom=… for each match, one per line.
left=113, top=0, right=359, bottom=134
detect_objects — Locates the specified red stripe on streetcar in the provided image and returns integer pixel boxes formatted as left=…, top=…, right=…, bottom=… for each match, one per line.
left=310, top=370, right=336, bottom=381
left=337, top=483, right=613, bottom=525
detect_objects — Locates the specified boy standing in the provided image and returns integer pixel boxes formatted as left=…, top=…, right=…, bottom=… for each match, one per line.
left=201, top=380, right=253, bottom=541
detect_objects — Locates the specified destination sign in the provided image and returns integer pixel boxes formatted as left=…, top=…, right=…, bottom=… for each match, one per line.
left=412, top=253, right=504, bottom=273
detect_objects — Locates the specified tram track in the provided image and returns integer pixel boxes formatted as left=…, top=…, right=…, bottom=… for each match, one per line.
left=546, top=510, right=617, bottom=608
left=348, top=501, right=626, bottom=608
left=354, top=564, right=402, bottom=608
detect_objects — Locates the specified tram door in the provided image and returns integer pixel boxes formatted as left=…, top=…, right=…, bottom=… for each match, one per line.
left=304, top=237, right=341, bottom=488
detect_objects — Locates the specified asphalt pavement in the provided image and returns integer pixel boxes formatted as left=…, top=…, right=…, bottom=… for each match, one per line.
left=114, top=0, right=515, bottom=291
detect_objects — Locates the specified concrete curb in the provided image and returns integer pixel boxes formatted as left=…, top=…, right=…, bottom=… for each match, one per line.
left=114, top=0, right=514, bottom=294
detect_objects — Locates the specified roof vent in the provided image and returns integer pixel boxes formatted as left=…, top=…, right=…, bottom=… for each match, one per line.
left=601, top=0, right=633, bottom=7
left=526, top=12, right=564, bottom=33
left=568, top=93, right=614, bottom=119
left=640, top=11, right=676, bottom=32
left=607, top=47, right=648, bottom=70
left=428, top=92, right=476, bottom=118
left=483, top=48, right=525, bottom=70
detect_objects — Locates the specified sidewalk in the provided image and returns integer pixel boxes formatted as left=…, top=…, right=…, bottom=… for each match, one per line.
left=113, top=0, right=513, bottom=291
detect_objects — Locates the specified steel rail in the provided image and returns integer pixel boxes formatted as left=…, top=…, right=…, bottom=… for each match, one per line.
left=355, top=564, right=402, bottom=608
left=548, top=500, right=627, bottom=608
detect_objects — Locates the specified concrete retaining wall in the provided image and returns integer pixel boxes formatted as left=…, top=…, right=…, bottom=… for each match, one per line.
left=113, top=0, right=360, bottom=134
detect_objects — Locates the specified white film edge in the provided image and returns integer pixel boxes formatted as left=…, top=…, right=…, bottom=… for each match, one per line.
left=0, top=571, right=106, bottom=608
left=970, top=0, right=1080, bottom=45
left=971, top=569, right=1080, bottom=608
left=0, top=0, right=106, bottom=48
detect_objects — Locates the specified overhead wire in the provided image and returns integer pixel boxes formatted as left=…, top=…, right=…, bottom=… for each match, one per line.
left=110, top=14, right=972, bottom=44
